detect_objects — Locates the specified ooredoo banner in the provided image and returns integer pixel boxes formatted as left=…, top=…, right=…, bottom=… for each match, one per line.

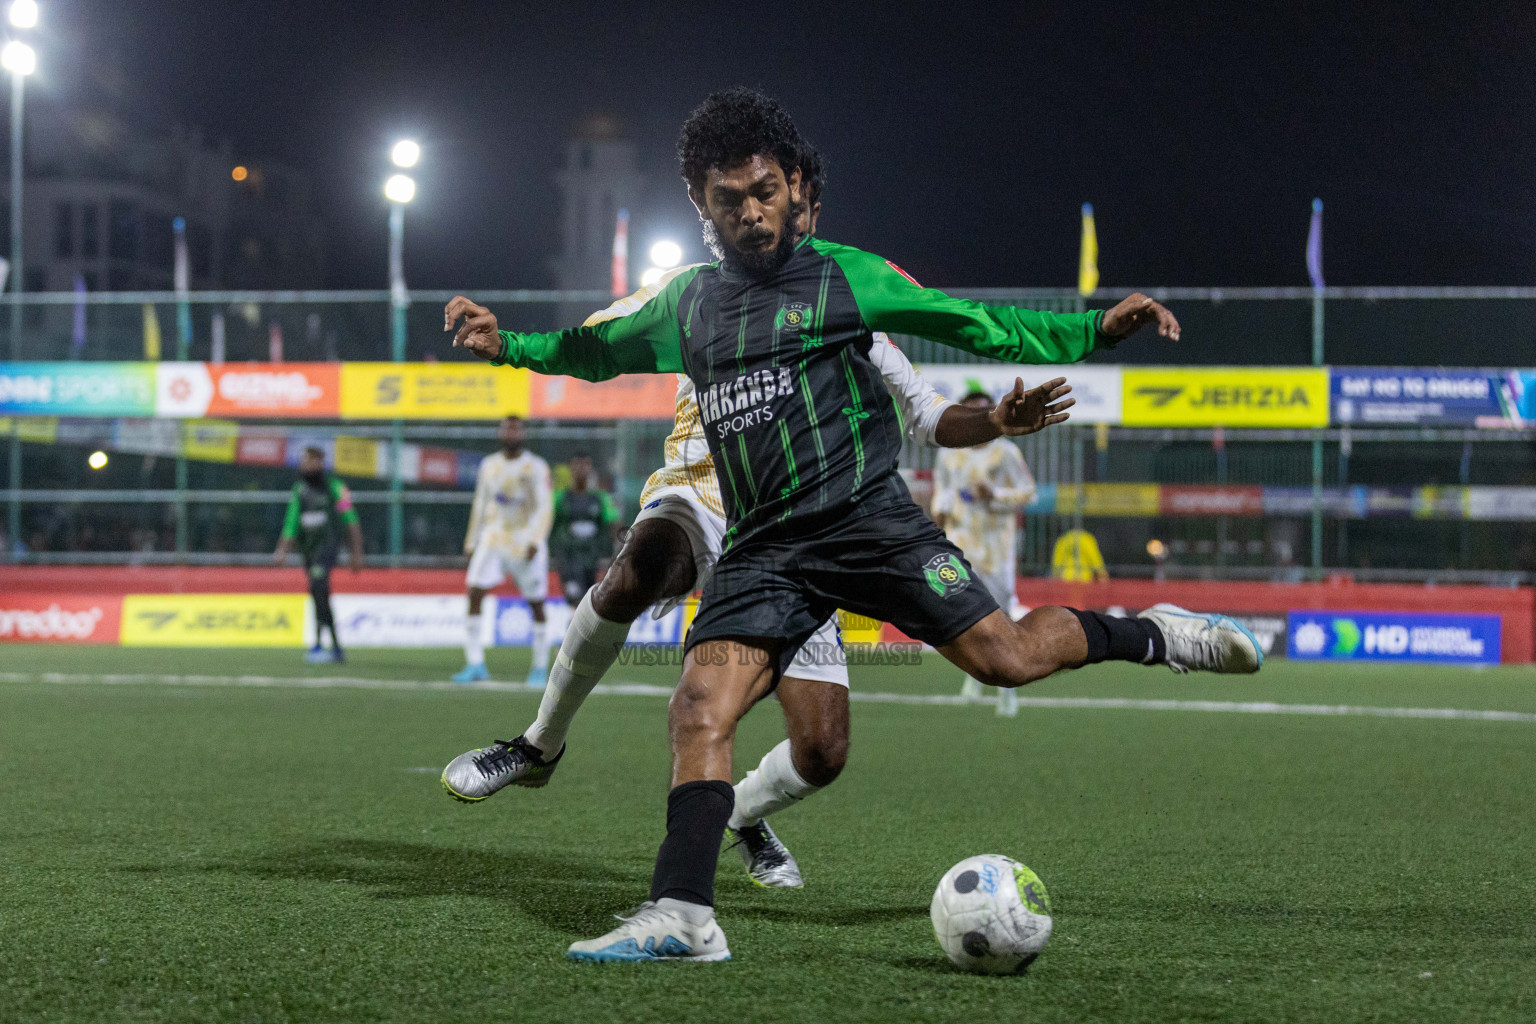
left=0, top=594, right=122, bottom=643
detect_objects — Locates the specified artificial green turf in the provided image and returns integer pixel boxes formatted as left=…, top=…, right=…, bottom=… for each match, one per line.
left=2, top=647, right=1534, bottom=1022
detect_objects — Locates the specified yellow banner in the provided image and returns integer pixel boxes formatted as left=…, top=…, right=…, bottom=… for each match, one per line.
left=836, top=609, right=884, bottom=647
left=120, top=594, right=308, bottom=647
left=0, top=415, right=59, bottom=442
left=339, top=363, right=531, bottom=420
left=333, top=435, right=381, bottom=478
left=1057, top=484, right=1162, bottom=517
left=1122, top=368, right=1329, bottom=427
left=181, top=419, right=239, bottom=463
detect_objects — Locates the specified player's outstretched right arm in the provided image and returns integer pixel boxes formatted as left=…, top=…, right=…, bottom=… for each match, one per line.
left=444, top=273, right=698, bottom=381
left=273, top=483, right=301, bottom=564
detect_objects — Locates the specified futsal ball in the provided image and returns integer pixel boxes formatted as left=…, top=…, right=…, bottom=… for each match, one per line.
left=930, top=854, right=1052, bottom=974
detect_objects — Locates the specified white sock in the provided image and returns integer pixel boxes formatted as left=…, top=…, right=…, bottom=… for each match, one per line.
left=729, top=739, right=821, bottom=830
left=464, top=613, right=484, bottom=667
left=524, top=592, right=631, bottom=757
left=996, top=686, right=1019, bottom=717
left=530, top=620, right=550, bottom=672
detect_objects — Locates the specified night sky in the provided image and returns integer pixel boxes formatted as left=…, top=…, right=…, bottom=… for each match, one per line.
left=49, top=0, right=1536, bottom=292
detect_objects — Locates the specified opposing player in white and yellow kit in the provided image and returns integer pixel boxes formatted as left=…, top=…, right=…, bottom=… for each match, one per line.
left=932, top=390, right=1038, bottom=715
left=454, top=415, right=555, bottom=686
left=443, top=147, right=1076, bottom=887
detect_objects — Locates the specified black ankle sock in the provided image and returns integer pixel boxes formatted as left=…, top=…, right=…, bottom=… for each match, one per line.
left=1070, top=609, right=1166, bottom=665
left=650, top=779, right=735, bottom=907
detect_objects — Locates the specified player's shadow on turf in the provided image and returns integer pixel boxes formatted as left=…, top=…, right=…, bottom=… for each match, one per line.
left=122, top=838, right=646, bottom=935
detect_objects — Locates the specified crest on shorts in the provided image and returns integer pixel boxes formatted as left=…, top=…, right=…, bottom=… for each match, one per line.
left=923, top=553, right=971, bottom=598
left=775, top=301, right=813, bottom=332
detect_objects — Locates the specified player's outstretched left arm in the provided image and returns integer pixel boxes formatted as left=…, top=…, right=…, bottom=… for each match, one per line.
left=819, top=240, right=1179, bottom=364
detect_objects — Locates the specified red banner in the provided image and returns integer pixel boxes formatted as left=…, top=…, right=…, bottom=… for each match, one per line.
left=0, top=593, right=123, bottom=643
left=1160, top=485, right=1266, bottom=516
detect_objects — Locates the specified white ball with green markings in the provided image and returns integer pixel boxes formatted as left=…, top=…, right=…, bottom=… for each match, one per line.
left=930, top=854, right=1052, bottom=974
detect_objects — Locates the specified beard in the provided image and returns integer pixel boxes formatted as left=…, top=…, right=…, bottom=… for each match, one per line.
left=702, top=199, right=805, bottom=279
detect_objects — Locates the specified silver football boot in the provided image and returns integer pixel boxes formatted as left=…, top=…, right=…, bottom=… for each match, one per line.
left=567, top=898, right=731, bottom=962
left=441, top=735, right=562, bottom=803
left=726, top=819, right=804, bottom=888
left=1137, top=603, right=1263, bottom=674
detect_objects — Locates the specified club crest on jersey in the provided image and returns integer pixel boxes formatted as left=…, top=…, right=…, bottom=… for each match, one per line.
left=775, top=302, right=813, bottom=332
left=923, top=553, right=971, bottom=598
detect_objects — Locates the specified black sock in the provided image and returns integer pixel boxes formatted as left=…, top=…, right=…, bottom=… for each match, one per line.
left=650, top=779, right=735, bottom=907
left=1070, top=609, right=1166, bottom=665
left=310, top=577, right=336, bottom=647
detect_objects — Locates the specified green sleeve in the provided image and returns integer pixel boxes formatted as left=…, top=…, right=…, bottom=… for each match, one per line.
left=329, top=477, right=359, bottom=527
left=813, top=238, right=1105, bottom=364
left=280, top=485, right=302, bottom=539
left=493, top=266, right=701, bottom=381
left=599, top=491, right=619, bottom=525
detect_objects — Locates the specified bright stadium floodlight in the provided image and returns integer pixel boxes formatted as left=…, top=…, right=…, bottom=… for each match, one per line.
left=1, top=39, right=35, bottom=75
left=648, top=239, right=683, bottom=269
left=87, top=450, right=107, bottom=470
left=390, top=139, right=420, bottom=169
left=639, top=266, right=665, bottom=287
left=8, top=0, right=37, bottom=29
left=384, top=173, right=416, bottom=204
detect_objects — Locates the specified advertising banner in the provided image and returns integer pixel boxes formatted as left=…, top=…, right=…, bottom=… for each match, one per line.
left=331, top=594, right=476, bottom=648
left=1287, top=610, right=1501, bottom=665
left=0, top=362, right=157, bottom=416
left=182, top=419, right=240, bottom=463
left=1331, top=368, right=1515, bottom=427
left=1161, top=485, right=1265, bottom=516
left=916, top=364, right=1123, bottom=424
left=529, top=374, right=680, bottom=420
left=1055, top=483, right=1162, bottom=517
left=0, top=594, right=122, bottom=643
left=339, top=363, right=531, bottom=420
left=1122, top=367, right=1329, bottom=427
left=207, top=364, right=340, bottom=418
left=120, top=594, right=308, bottom=647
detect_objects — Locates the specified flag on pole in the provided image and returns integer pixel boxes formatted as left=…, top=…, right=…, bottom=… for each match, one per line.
left=1077, top=203, right=1099, bottom=297
left=173, top=216, right=193, bottom=359
left=1306, top=198, right=1324, bottom=291
left=210, top=312, right=226, bottom=366
left=268, top=322, right=284, bottom=363
left=611, top=208, right=630, bottom=297
left=70, top=273, right=87, bottom=359
left=141, top=304, right=162, bottom=360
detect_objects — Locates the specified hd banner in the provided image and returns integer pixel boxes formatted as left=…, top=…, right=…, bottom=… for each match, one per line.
left=1287, top=610, right=1501, bottom=665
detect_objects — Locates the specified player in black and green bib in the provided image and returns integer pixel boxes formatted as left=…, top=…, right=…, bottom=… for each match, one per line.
left=274, top=445, right=364, bottom=663
left=550, top=452, right=620, bottom=603
left=444, top=88, right=1261, bottom=963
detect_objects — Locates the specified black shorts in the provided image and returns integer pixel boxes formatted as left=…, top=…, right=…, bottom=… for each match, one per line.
left=304, top=544, right=339, bottom=582
left=685, top=500, right=998, bottom=679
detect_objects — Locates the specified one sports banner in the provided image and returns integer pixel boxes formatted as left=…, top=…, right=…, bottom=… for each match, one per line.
left=0, top=362, right=157, bottom=416
left=1121, top=367, right=1329, bottom=428
left=1287, top=610, right=1500, bottom=665
left=915, top=364, right=1123, bottom=424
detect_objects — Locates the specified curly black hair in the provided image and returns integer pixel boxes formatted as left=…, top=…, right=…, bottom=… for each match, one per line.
left=677, top=87, right=804, bottom=192
left=798, top=139, right=826, bottom=206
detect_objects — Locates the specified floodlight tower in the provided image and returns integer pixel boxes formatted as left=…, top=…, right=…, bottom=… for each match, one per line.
left=383, top=141, right=419, bottom=562
left=4, top=0, right=38, bottom=359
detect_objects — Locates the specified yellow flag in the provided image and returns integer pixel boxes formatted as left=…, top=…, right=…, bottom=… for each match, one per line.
left=1078, top=203, right=1099, bottom=297
left=142, top=303, right=163, bottom=361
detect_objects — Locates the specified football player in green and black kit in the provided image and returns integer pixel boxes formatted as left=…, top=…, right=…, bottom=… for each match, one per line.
left=445, top=89, right=1262, bottom=963
left=550, top=452, right=620, bottom=605
left=274, top=445, right=364, bottom=664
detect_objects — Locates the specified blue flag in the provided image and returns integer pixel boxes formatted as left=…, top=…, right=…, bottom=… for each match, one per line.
left=1306, top=198, right=1324, bottom=291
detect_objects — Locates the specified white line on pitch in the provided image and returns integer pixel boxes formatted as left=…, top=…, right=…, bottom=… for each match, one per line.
left=3, top=670, right=1536, bottom=724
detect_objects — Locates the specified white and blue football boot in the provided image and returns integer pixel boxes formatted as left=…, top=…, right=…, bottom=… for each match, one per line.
left=567, top=898, right=731, bottom=963
left=1138, top=603, right=1263, bottom=674
left=451, top=662, right=489, bottom=684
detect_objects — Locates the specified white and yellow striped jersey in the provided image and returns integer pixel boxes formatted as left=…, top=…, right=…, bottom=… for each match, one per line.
left=464, top=449, right=553, bottom=555
left=930, top=438, right=1036, bottom=577
left=585, top=267, right=956, bottom=520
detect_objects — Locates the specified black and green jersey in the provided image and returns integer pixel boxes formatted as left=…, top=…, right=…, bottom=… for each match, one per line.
left=494, top=236, right=1107, bottom=549
left=551, top=487, right=618, bottom=570
left=280, top=474, right=358, bottom=559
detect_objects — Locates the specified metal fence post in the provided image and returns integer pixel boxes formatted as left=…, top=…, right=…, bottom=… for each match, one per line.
left=388, top=205, right=407, bottom=566
left=175, top=420, right=188, bottom=560
left=7, top=418, right=18, bottom=554
left=1310, top=288, right=1324, bottom=577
